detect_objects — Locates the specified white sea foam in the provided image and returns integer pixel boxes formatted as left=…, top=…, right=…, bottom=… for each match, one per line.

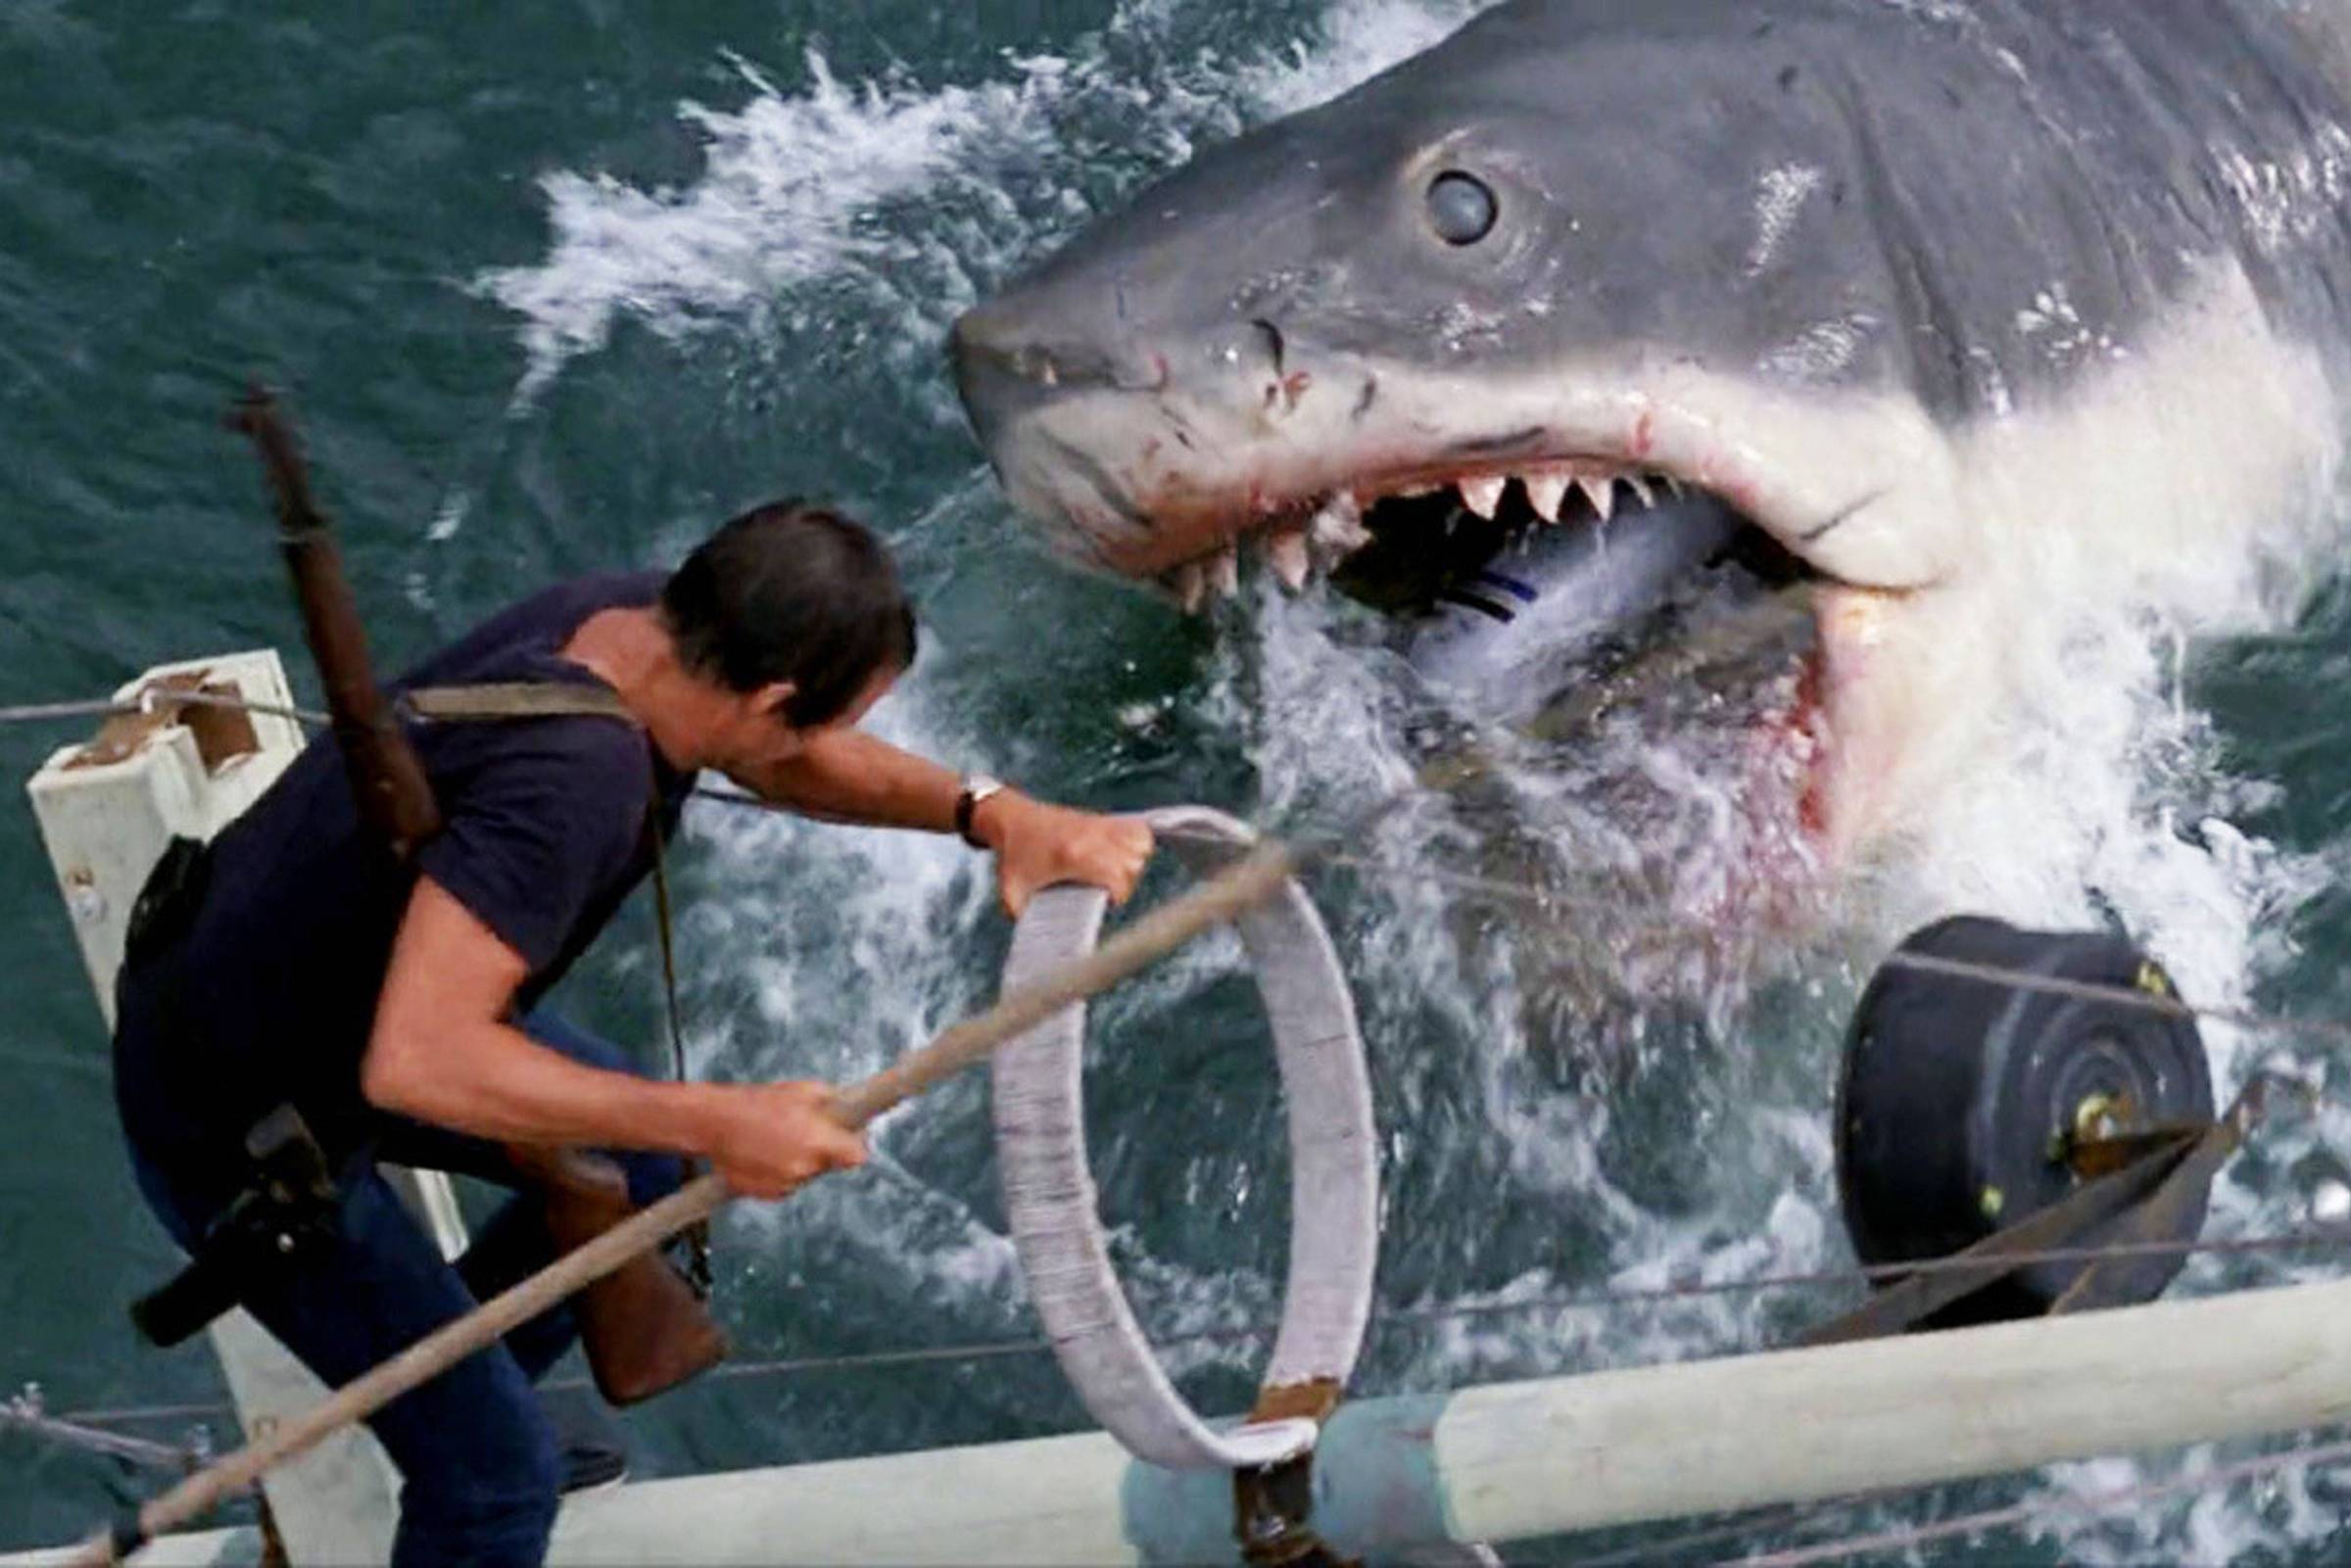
left=476, top=50, right=1069, bottom=397
left=476, top=0, right=1504, bottom=400
left=1238, top=0, right=1491, bottom=116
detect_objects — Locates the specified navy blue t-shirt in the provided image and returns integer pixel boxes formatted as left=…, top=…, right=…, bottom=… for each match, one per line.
left=114, top=572, right=693, bottom=1162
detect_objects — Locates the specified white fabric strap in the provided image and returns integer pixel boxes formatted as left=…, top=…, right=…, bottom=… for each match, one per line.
left=992, top=805, right=1378, bottom=1470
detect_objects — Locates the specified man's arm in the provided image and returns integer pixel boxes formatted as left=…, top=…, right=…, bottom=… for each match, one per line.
left=731, top=728, right=1154, bottom=917
left=362, top=877, right=864, bottom=1200
left=731, top=727, right=967, bottom=832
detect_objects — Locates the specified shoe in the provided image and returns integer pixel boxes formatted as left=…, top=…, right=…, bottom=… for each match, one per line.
left=559, top=1436, right=629, bottom=1495
left=541, top=1381, right=630, bottom=1496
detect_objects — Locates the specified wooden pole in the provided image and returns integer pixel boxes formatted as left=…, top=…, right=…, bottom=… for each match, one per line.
left=92, top=841, right=1300, bottom=1562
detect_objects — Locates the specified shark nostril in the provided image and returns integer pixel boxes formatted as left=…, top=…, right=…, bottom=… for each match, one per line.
left=1015, top=346, right=1062, bottom=388
left=950, top=293, right=1172, bottom=397
left=949, top=310, right=1070, bottom=389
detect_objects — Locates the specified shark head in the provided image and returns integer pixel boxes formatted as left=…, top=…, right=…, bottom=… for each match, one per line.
left=952, top=0, right=2349, bottom=860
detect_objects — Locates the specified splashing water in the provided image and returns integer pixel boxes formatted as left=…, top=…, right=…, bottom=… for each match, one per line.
left=475, top=50, right=1068, bottom=398
left=470, top=1, right=2351, bottom=1560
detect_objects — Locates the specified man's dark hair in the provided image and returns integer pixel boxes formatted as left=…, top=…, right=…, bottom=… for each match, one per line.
left=660, top=500, right=918, bottom=727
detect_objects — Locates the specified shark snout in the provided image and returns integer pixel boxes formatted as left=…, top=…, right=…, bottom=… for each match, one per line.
left=950, top=294, right=1165, bottom=479
left=953, top=267, right=1305, bottom=404
left=952, top=304, right=1122, bottom=393
left=950, top=287, right=1190, bottom=405
left=951, top=285, right=1305, bottom=543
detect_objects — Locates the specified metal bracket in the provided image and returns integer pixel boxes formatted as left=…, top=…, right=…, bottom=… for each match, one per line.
left=1235, top=1451, right=1357, bottom=1568
left=1232, top=1381, right=1355, bottom=1568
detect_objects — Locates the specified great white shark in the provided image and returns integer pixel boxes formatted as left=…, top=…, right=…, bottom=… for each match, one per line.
left=951, top=0, right=2351, bottom=858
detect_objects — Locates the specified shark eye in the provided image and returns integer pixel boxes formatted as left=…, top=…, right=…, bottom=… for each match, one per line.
left=1426, top=171, right=1498, bottom=246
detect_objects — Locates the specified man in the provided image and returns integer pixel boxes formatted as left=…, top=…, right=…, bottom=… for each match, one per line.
left=111, top=500, right=1153, bottom=1566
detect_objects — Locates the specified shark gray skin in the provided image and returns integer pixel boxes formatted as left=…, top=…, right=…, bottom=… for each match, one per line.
left=952, top=0, right=2351, bottom=853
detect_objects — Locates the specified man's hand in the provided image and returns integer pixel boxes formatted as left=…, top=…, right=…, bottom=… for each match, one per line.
left=973, top=792, right=1155, bottom=918
left=694, top=1081, right=867, bottom=1200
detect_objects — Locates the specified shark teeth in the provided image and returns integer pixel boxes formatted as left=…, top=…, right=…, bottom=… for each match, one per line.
left=1458, top=474, right=1508, bottom=520
left=1577, top=474, right=1615, bottom=522
left=1160, top=463, right=1692, bottom=614
left=1524, top=471, right=1570, bottom=523
left=1166, top=546, right=1241, bottom=612
left=1453, top=463, right=1698, bottom=527
left=1453, top=464, right=1696, bottom=527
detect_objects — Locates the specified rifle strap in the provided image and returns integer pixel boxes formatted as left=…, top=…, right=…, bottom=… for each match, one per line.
left=408, top=682, right=715, bottom=1294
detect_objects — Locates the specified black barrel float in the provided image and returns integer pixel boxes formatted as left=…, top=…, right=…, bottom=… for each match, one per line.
left=1835, top=916, right=2217, bottom=1325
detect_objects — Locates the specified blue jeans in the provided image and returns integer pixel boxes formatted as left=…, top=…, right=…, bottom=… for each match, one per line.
left=124, top=1013, right=684, bottom=1568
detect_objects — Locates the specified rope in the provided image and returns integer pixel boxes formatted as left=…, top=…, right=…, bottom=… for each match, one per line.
left=698, top=788, right=2351, bottom=1051
left=643, top=790, right=713, bottom=1294
left=54, top=1401, right=235, bottom=1428
left=1724, top=1431, right=2351, bottom=1568
left=646, top=1220, right=2351, bottom=1392
left=1295, top=851, right=2350, bottom=1045
left=35, top=1223, right=2351, bottom=1441
left=8, top=678, right=2342, bottom=1053
left=1568, top=1494, right=1900, bottom=1568
left=0, top=699, right=154, bottom=726
left=2, top=1391, right=210, bottom=1474
left=1150, top=823, right=2351, bottom=1048
left=0, top=690, right=329, bottom=730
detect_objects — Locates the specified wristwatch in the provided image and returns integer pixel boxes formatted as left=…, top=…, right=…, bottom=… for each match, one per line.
left=955, top=775, right=1007, bottom=848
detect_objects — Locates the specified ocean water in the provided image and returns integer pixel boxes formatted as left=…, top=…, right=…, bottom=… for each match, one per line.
left=5, top=1, right=2351, bottom=1561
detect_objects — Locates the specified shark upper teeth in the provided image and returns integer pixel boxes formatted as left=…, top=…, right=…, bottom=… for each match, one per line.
left=1265, top=527, right=1311, bottom=591
left=1576, top=474, right=1615, bottom=522
left=1150, top=456, right=1713, bottom=615
left=1458, top=474, right=1507, bottom=519
left=1524, top=471, right=1570, bottom=523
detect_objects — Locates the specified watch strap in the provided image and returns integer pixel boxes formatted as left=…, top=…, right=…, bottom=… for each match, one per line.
left=956, top=777, right=1006, bottom=848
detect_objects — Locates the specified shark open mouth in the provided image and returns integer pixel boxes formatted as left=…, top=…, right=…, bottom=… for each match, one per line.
left=1145, top=460, right=1814, bottom=610
left=1120, top=450, right=1851, bottom=859
left=1123, top=450, right=1842, bottom=665
left=1320, top=466, right=1815, bottom=617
